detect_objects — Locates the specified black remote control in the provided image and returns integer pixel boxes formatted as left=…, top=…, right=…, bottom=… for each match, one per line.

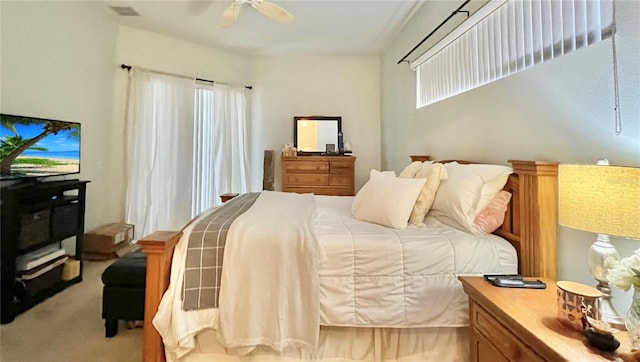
left=483, top=274, right=522, bottom=282
left=492, top=278, right=546, bottom=289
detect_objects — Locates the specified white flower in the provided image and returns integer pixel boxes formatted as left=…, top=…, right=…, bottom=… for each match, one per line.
left=607, top=249, right=640, bottom=291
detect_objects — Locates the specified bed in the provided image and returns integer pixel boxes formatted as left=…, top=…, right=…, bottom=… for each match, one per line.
left=138, top=157, right=559, bottom=362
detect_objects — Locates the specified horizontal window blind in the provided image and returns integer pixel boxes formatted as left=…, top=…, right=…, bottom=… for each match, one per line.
left=415, top=0, right=613, bottom=108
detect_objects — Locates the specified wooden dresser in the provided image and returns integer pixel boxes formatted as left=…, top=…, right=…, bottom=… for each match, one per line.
left=281, top=155, right=356, bottom=196
left=459, top=276, right=636, bottom=362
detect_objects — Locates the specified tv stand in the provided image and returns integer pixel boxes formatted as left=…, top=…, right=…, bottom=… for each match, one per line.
left=1, top=179, right=89, bottom=324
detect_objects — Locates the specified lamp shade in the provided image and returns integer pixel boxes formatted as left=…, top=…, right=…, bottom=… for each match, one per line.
left=558, top=164, right=640, bottom=238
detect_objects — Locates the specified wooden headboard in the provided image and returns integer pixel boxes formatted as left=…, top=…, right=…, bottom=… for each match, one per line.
left=409, top=155, right=558, bottom=280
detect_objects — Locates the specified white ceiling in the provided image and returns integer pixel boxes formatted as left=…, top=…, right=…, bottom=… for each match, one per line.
left=103, top=0, right=424, bottom=56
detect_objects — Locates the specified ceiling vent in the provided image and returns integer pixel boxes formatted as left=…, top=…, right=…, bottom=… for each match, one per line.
left=110, top=6, right=140, bottom=16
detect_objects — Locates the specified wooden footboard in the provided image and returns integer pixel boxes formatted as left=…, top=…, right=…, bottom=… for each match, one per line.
left=139, top=231, right=182, bottom=362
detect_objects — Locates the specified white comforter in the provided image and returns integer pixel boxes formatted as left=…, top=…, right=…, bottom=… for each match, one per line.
left=314, top=196, right=517, bottom=327
left=154, top=194, right=517, bottom=361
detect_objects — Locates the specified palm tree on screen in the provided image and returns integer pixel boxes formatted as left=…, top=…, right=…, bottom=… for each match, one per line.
left=0, top=135, right=48, bottom=159
left=0, top=115, right=79, bottom=175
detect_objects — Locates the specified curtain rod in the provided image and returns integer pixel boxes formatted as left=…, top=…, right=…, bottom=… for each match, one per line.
left=397, top=0, right=470, bottom=65
left=120, top=64, right=253, bottom=90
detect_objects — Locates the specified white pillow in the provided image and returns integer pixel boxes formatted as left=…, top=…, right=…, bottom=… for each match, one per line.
left=351, top=169, right=388, bottom=212
left=350, top=169, right=397, bottom=210
left=430, top=162, right=512, bottom=233
left=352, top=170, right=426, bottom=230
left=399, top=161, right=431, bottom=178
left=408, top=163, right=448, bottom=227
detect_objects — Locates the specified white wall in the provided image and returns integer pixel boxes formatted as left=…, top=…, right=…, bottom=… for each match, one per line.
left=111, top=25, right=253, bottom=221
left=0, top=2, right=118, bottom=252
left=382, top=1, right=640, bottom=313
left=250, top=55, right=381, bottom=191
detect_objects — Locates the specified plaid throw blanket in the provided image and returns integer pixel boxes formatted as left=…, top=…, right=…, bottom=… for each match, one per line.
left=216, top=191, right=319, bottom=354
left=181, top=192, right=259, bottom=310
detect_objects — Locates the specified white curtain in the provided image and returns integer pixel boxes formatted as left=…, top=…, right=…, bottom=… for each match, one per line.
left=415, top=0, right=613, bottom=108
left=192, top=84, right=250, bottom=216
left=125, top=69, right=195, bottom=239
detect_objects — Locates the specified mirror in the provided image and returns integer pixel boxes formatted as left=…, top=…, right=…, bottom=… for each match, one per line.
left=294, top=116, right=342, bottom=154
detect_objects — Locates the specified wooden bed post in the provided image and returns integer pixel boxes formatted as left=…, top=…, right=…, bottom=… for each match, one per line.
left=139, top=231, right=182, bottom=362
left=509, top=160, right=558, bottom=280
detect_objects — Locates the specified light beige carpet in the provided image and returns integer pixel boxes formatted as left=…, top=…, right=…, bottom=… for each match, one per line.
left=0, top=260, right=143, bottom=362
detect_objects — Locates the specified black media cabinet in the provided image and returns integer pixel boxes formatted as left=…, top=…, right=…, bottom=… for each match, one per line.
left=1, top=179, right=89, bottom=324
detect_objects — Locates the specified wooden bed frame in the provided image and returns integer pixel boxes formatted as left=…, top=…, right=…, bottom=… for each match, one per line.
left=138, top=157, right=559, bottom=362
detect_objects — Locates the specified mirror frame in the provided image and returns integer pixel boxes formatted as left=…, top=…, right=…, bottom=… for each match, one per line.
left=293, top=116, right=342, bottom=155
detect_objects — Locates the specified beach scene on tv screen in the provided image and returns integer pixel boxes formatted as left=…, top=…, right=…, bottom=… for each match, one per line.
left=1, top=115, right=80, bottom=178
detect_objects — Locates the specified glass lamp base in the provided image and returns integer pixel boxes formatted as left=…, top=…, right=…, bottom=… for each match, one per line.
left=598, top=285, right=627, bottom=330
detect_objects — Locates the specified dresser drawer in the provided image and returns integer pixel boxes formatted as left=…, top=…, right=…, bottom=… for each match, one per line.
left=330, top=161, right=353, bottom=174
left=474, top=329, right=510, bottom=362
left=284, top=161, right=329, bottom=173
left=472, top=302, right=544, bottom=362
left=283, top=186, right=353, bottom=196
left=285, top=173, right=329, bottom=186
left=329, top=174, right=352, bottom=186
left=281, top=156, right=355, bottom=196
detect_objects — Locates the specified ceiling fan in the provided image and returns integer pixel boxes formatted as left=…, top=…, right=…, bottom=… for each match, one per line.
left=221, top=0, right=294, bottom=27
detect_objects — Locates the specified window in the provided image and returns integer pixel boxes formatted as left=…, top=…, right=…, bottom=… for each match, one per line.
left=192, top=85, right=250, bottom=216
left=125, top=70, right=250, bottom=238
left=413, top=0, right=613, bottom=108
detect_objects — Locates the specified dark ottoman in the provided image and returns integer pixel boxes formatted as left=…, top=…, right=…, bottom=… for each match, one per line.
left=101, top=250, right=146, bottom=337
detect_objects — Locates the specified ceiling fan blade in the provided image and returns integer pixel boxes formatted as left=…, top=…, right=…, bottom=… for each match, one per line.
left=221, top=2, right=242, bottom=27
left=252, top=0, right=294, bottom=24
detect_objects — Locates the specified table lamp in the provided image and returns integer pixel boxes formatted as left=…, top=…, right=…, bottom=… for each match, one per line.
left=558, top=160, right=640, bottom=329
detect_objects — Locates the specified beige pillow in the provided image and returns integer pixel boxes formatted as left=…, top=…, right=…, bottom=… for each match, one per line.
left=399, top=161, right=431, bottom=178
left=414, top=162, right=435, bottom=178
left=352, top=170, right=426, bottom=230
left=409, top=163, right=448, bottom=227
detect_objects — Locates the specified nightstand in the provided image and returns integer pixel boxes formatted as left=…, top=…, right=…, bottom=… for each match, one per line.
left=459, top=276, right=637, bottom=361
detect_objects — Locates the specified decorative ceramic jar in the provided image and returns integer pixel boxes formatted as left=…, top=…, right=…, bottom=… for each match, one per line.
left=556, top=281, right=603, bottom=331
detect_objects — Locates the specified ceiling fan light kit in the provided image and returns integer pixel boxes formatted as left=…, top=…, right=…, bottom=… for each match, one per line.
left=221, top=0, right=294, bottom=27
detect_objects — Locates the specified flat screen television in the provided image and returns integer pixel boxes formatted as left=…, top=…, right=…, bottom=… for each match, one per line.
left=0, top=114, right=80, bottom=180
